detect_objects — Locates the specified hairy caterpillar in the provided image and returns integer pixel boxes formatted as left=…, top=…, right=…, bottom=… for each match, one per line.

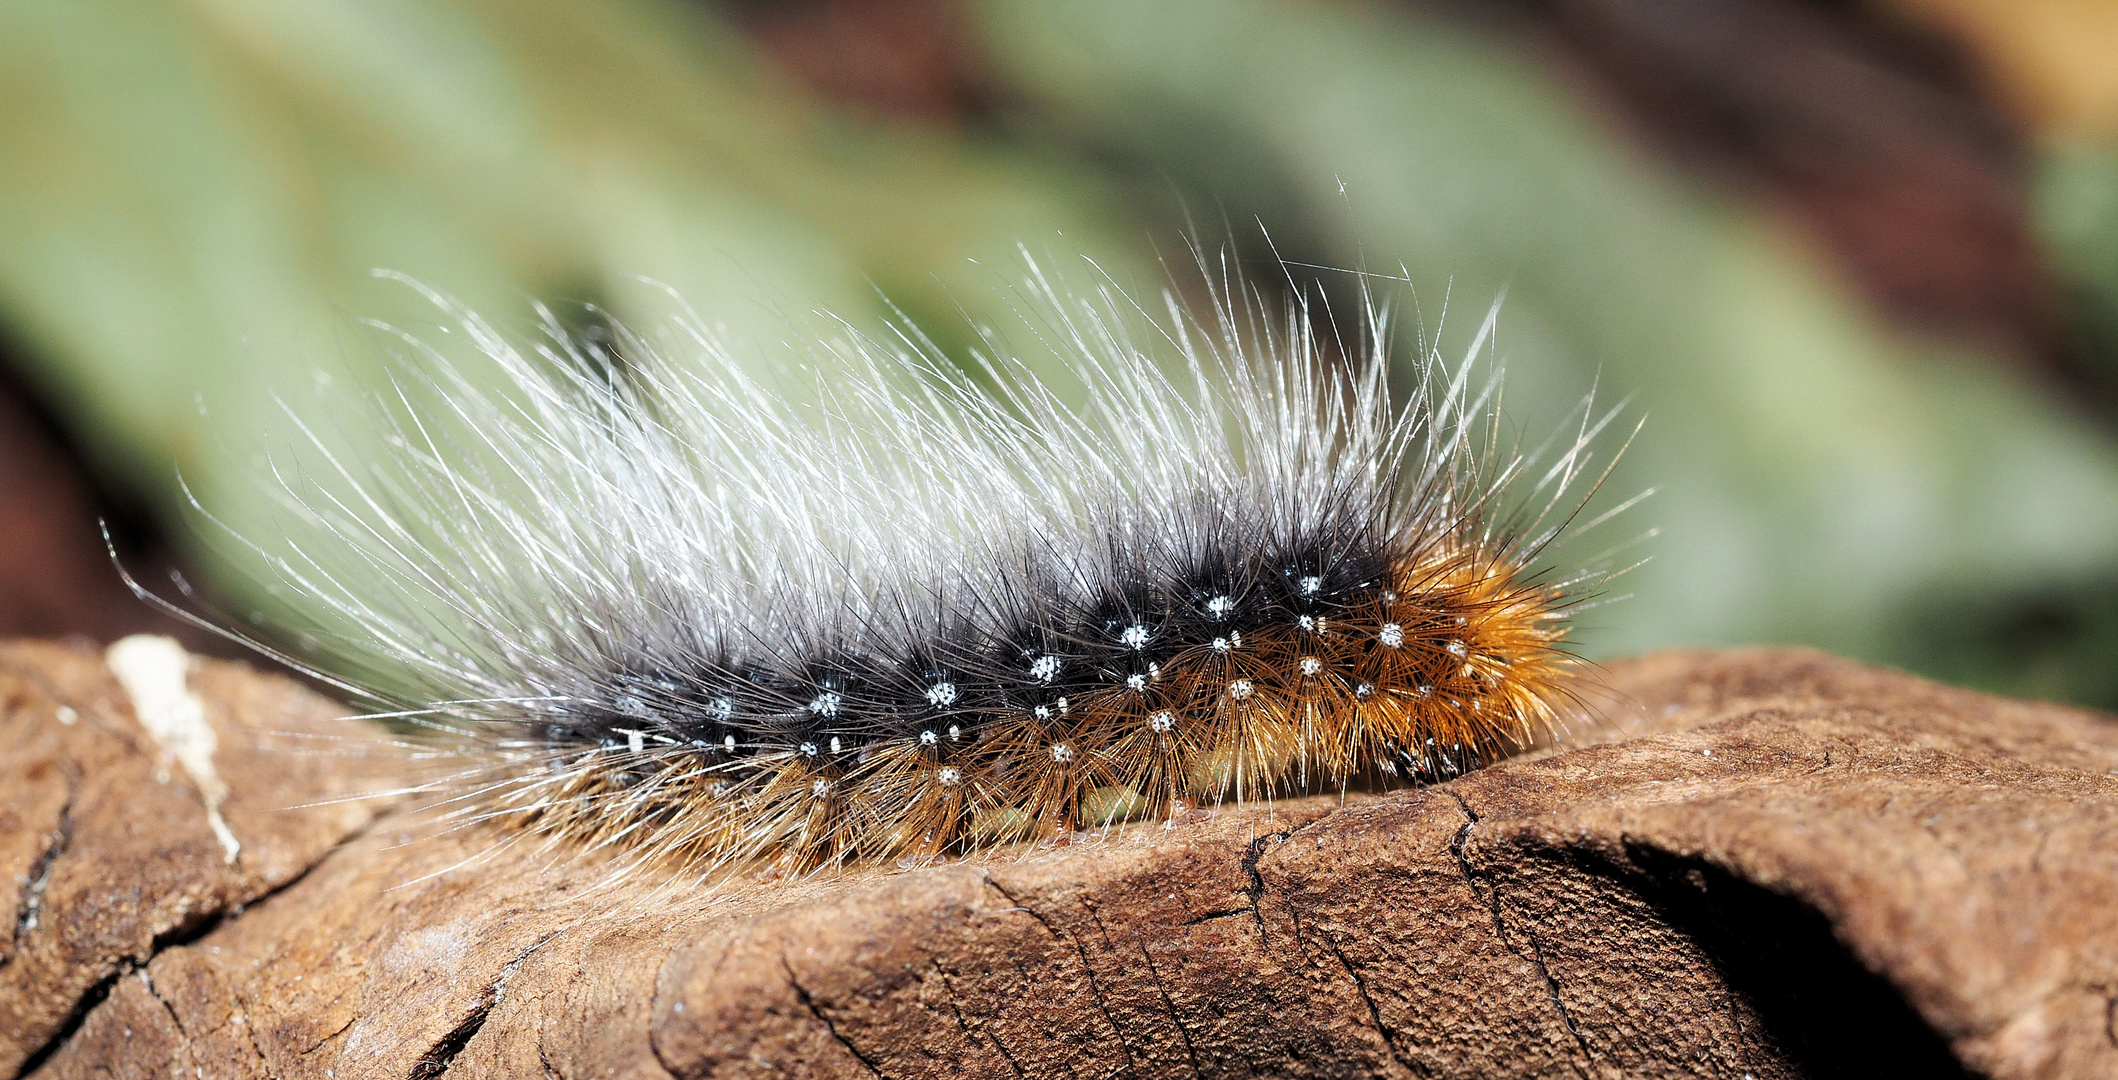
left=150, top=255, right=1633, bottom=883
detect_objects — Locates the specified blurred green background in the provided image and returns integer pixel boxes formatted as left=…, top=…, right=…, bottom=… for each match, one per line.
left=2, top=0, right=2116, bottom=705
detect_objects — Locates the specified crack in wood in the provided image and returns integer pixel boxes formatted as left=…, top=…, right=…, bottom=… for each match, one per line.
left=782, top=956, right=887, bottom=1079
left=1134, top=935, right=1205, bottom=1077
left=1177, top=906, right=1252, bottom=926
left=15, top=962, right=125, bottom=1076
left=9, top=778, right=73, bottom=950
left=140, top=965, right=191, bottom=1044
left=406, top=933, right=557, bottom=1079
left=985, top=1028, right=1030, bottom=1078
left=228, top=982, right=279, bottom=1080
left=407, top=995, right=495, bottom=1079
left=1318, top=933, right=1423, bottom=1078
left=1236, top=828, right=1292, bottom=946
left=1442, top=790, right=1594, bottom=1066
left=983, top=876, right=1134, bottom=1071
left=296, top=1008, right=357, bottom=1057
left=931, top=956, right=1027, bottom=1078
left=12, top=864, right=287, bottom=1078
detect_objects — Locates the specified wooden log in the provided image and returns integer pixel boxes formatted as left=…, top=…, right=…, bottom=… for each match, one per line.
left=0, top=640, right=395, bottom=1077
left=5, top=640, right=2117, bottom=1079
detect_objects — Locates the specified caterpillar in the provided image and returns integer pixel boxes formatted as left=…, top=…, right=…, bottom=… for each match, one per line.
left=154, top=253, right=1634, bottom=883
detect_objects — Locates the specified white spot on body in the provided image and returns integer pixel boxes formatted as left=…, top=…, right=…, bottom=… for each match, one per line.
left=925, top=682, right=958, bottom=707
left=1205, top=595, right=1235, bottom=619
left=1299, top=576, right=1322, bottom=595
left=1029, top=655, right=1062, bottom=683
left=1120, top=624, right=1150, bottom=650
left=948, top=724, right=963, bottom=740
left=1299, top=657, right=1322, bottom=676
left=1125, top=673, right=1148, bottom=692
left=920, top=730, right=939, bottom=746
left=621, top=729, right=645, bottom=755
left=54, top=706, right=77, bottom=725
left=812, top=778, right=831, bottom=798
left=106, top=636, right=239, bottom=863
left=1212, top=638, right=1231, bottom=653
left=724, top=734, right=738, bottom=753
left=799, top=742, right=819, bottom=758
left=808, top=692, right=841, bottom=718
left=1051, top=744, right=1074, bottom=763
left=938, top=767, right=962, bottom=786
left=1446, top=640, right=1468, bottom=657
left=1378, top=623, right=1404, bottom=649
left=1033, top=705, right=1052, bottom=720
left=829, top=736, right=843, bottom=755
left=1228, top=680, right=1255, bottom=701
left=1149, top=711, right=1175, bottom=733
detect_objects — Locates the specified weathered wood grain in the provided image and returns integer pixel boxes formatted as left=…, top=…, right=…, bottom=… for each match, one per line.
left=0, top=641, right=396, bottom=1077
left=8, top=644, right=2117, bottom=1078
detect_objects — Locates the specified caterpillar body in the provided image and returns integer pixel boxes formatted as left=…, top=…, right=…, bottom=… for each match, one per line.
left=178, top=258, right=1630, bottom=882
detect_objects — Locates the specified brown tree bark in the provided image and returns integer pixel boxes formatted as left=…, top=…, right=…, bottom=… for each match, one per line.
left=5, top=639, right=2116, bottom=1079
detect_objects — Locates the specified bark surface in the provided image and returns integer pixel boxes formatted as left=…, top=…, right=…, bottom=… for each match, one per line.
left=6, top=641, right=2116, bottom=1079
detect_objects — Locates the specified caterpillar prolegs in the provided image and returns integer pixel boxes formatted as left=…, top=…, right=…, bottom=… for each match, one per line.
left=189, top=257, right=1632, bottom=881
